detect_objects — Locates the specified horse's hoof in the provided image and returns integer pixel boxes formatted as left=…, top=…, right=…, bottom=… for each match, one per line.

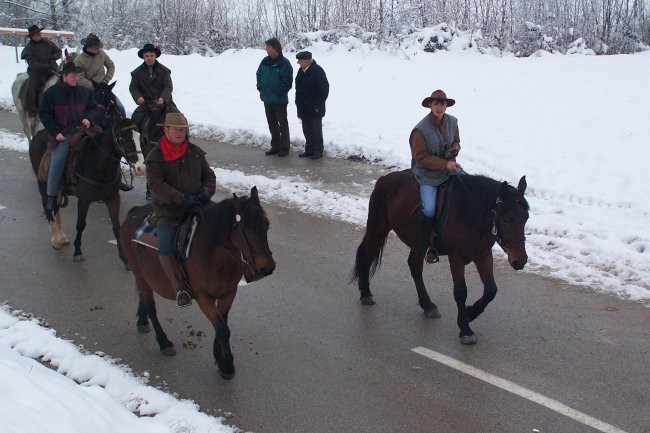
left=360, top=296, right=376, bottom=306
left=137, top=323, right=151, bottom=333
left=460, top=334, right=478, bottom=345
left=51, top=242, right=64, bottom=250
left=424, top=307, right=441, bottom=319
left=160, top=346, right=176, bottom=356
left=219, top=368, right=236, bottom=380
left=73, top=255, right=85, bottom=262
left=62, top=237, right=71, bottom=245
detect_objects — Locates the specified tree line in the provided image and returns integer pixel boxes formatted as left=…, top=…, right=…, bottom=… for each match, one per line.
left=1, top=0, right=648, bottom=55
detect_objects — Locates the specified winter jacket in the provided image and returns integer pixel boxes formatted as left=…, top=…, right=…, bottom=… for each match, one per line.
left=256, top=54, right=293, bottom=105
left=295, top=60, right=329, bottom=118
left=74, top=49, right=115, bottom=89
left=129, top=61, right=174, bottom=104
left=21, top=39, right=61, bottom=75
left=39, top=80, right=99, bottom=147
left=410, top=113, right=459, bottom=186
left=146, top=142, right=217, bottom=224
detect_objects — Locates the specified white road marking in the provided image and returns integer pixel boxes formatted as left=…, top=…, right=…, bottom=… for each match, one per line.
left=108, top=240, right=117, bottom=245
left=412, top=347, right=629, bottom=433
left=0, top=205, right=6, bottom=210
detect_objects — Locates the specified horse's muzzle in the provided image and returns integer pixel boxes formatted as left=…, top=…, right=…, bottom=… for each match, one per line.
left=508, top=250, right=528, bottom=271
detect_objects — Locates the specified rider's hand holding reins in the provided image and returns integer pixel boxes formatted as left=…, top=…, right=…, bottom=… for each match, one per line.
left=446, top=161, right=460, bottom=171
left=55, top=133, right=65, bottom=141
left=137, top=97, right=145, bottom=105
left=81, top=119, right=90, bottom=128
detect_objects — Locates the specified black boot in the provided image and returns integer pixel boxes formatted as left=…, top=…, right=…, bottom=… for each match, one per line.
left=119, top=182, right=134, bottom=192
left=159, top=255, right=192, bottom=307
left=46, top=195, right=58, bottom=213
left=420, top=216, right=439, bottom=264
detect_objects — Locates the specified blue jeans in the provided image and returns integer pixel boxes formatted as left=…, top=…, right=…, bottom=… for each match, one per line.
left=156, top=223, right=178, bottom=257
left=419, top=184, right=438, bottom=218
left=47, top=132, right=73, bottom=196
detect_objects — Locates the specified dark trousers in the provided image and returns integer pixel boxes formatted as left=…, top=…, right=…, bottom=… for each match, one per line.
left=264, top=104, right=290, bottom=153
left=23, top=72, right=49, bottom=113
left=300, top=116, right=324, bottom=155
left=131, top=101, right=178, bottom=133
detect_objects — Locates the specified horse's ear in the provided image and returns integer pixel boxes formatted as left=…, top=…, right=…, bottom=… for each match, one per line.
left=250, top=186, right=259, bottom=202
left=498, top=181, right=509, bottom=199
left=517, top=176, right=527, bottom=195
left=108, top=81, right=116, bottom=91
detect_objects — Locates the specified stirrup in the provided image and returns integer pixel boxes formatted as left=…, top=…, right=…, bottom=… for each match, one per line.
left=425, top=247, right=439, bottom=264
left=176, top=290, right=192, bottom=307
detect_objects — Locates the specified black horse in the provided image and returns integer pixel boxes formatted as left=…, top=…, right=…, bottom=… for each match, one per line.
left=29, top=82, right=138, bottom=263
left=352, top=170, right=529, bottom=344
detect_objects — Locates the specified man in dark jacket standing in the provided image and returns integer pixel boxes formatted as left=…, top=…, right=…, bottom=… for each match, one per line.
left=39, top=62, right=98, bottom=213
left=21, top=25, right=62, bottom=115
left=129, top=43, right=178, bottom=135
left=294, top=51, right=329, bottom=160
left=256, top=37, right=293, bottom=157
left=146, top=112, right=216, bottom=307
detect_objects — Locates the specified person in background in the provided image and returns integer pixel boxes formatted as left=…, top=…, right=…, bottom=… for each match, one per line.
left=409, top=89, right=461, bottom=264
left=39, top=62, right=99, bottom=213
left=129, top=43, right=177, bottom=135
left=145, top=112, right=216, bottom=307
left=256, top=37, right=293, bottom=157
left=21, top=24, right=62, bottom=116
left=294, top=51, right=329, bottom=160
left=73, top=33, right=126, bottom=118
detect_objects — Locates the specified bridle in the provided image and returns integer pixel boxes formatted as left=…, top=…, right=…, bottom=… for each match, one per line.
left=490, top=196, right=527, bottom=254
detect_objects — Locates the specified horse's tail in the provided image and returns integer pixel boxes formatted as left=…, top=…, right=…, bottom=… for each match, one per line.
left=350, top=176, right=392, bottom=284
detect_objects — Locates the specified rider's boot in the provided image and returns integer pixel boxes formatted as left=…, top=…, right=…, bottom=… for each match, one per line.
left=420, top=215, right=439, bottom=264
left=159, top=255, right=192, bottom=307
left=46, top=195, right=58, bottom=213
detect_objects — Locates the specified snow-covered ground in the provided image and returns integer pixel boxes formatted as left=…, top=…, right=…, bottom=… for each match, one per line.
left=0, top=42, right=648, bottom=431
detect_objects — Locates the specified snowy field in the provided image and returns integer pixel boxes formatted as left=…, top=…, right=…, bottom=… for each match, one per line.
left=1, top=43, right=648, bottom=303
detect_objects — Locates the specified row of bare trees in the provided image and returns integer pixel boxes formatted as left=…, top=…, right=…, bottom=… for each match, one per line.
left=1, top=0, right=648, bottom=54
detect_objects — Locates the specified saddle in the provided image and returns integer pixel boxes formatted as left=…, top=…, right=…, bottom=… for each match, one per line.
left=413, top=176, right=456, bottom=253
left=132, top=211, right=200, bottom=259
left=36, top=129, right=90, bottom=193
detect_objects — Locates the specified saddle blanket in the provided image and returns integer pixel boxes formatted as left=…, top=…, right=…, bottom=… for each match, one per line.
left=132, top=218, right=158, bottom=250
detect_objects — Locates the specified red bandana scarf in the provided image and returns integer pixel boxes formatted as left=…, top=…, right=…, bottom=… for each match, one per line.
left=160, top=135, right=188, bottom=161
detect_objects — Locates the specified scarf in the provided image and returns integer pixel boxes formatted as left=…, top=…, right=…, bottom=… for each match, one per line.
left=160, top=135, right=188, bottom=161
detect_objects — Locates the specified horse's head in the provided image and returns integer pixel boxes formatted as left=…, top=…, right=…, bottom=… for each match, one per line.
left=232, top=186, right=276, bottom=282
left=493, top=176, right=529, bottom=270
left=92, top=81, right=117, bottom=113
left=112, top=117, right=138, bottom=164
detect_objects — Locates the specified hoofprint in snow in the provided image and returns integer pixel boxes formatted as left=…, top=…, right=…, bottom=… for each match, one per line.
left=0, top=306, right=234, bottom=433
left=1, top=43, right=648, bottom=303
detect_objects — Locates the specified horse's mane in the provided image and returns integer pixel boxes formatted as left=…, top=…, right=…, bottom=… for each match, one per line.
left=452, top=174, right=528, bottom=223
left=205, top=197, right=238, bottom=245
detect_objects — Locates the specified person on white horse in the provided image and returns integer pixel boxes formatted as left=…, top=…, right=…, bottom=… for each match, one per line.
left=21, top=24, right=62, bottom=116
left=39, top=62, right=100, bottom=213
left=73, top=33, right=127, bottom=118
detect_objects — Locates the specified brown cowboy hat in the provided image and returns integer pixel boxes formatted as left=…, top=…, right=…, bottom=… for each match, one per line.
left=421, top=89, right=456, bottom=107
left=157, top=112, right=192, bottom=128
left=138, top=43, right=161, bottom=58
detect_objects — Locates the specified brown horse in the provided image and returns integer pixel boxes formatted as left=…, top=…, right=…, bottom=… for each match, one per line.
left=351, top=170, right=529, bottom=345
left=29, top=83, right=138, bottom=263
left=119, top=186, right=276, bottom=379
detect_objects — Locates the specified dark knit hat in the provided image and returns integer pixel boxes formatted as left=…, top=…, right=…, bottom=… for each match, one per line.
left=81, top=33, right=103, bottom=48
left=296, top=51, right=312, bottom=60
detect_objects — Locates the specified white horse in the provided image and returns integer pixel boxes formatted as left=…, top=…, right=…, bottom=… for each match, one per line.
left=11, top=72, right=59, bottom=142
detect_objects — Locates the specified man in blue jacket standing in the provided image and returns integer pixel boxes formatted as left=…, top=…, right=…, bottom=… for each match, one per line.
left=256, top=37, right=293, bottom=157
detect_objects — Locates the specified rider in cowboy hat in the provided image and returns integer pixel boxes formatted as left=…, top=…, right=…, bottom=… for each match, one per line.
left=145, top=112, right=216, bottom=307
left=409, top=89, right=462, bottom=264
left=129, top=43, right=179, bottom=136
left=20, top=24, right=62, bottom=116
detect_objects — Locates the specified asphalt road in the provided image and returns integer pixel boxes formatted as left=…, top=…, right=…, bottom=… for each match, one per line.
left=1, top=111, right=648, bottom=433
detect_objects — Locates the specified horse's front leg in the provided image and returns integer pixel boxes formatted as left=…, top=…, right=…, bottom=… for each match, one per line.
left=407, top=250, right=440, bottom=318
left=197, top=291, right=237, bottom=379
left=137, top=282, right=175, bottom=355
left=72, top=198, right=91, bottom=261
left=466, top=252, right=498, bottom=323
left=104, top=192, right=126, bottom=265
left=449, top=255, right=477, bottom=345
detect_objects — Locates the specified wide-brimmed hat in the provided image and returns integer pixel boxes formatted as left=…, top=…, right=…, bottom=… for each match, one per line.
left=421, top=89, right=456, bottom=107
left=61, top=62, right=83, bottom=74
left=157, top=112, right=192, bottom=128
left=138, top=43, right=161, bottom=59
left=27, top=25, right=43, bottom=37
left=81, top=33, right=103, bottom=48
left=296, top=51, right=312, bottom=60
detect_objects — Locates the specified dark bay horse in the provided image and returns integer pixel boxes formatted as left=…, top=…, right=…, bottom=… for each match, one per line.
left=29, top=82, right=138, bottom=262
left=352, top=170, right=529, bottom=345
left=119, top=186, right=276, bottom=379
